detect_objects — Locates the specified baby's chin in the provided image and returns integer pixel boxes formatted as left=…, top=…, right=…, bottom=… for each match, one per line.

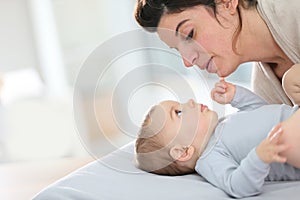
left=208, top=112, right=219, bottom=132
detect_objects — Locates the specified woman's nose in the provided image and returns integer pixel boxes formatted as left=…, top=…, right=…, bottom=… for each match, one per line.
left=183, top=58, right=194, bottom=68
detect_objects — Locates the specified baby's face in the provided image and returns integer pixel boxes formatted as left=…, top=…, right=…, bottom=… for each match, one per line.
left=155, top=99, right=218, bottom=151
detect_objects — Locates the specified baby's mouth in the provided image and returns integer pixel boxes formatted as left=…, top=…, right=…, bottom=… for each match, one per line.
left=200, top=104, right=208, bottom=112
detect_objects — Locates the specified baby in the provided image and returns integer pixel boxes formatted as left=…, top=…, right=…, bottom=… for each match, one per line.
left=135, top=79, right=300, bottom=198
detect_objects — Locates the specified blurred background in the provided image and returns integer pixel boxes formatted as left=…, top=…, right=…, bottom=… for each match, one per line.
left=0, top=1, right=252, bottom=198
left=0, top=0, right=252, bottom=164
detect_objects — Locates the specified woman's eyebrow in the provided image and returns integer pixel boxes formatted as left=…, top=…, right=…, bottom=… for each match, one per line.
left=175, top=19, right=190, bottom=36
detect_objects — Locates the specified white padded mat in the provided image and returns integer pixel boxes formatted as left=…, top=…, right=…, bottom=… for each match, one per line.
left=33, top=141, right=300, bottom=200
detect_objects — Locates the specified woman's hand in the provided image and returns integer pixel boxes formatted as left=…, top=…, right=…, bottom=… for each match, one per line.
left=256, top=124, right=290, bottom=164
left=211, top=78, right=236, bottom=104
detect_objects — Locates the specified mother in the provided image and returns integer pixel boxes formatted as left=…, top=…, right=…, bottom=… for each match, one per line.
left=134, top=0, right=300, bottom=106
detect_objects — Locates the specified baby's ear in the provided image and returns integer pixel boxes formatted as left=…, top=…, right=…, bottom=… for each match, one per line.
left=169, top=145, right=195, bottom=162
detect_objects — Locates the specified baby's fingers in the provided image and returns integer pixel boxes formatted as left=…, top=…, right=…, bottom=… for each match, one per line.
left=273, top=154, right=287, bottom=163
left=213, top=86, right=226, bottom=94
left=273, top=144, right=290, bottom=163
left=211, top=87, right=223, bottom=99
left=214, top=82, right=227, bottom=91
left=211, top=91, right=224, bottom=102
left=268, top=124, right=283, bottom=141
left=277, top=143, right=290, bottom=153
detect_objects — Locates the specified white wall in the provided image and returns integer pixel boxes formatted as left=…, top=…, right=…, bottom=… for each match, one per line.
left=0, top=0, right=37, bottom=72
left=0, top=0, right=144, bottom=162
left=52, top=0, right=139, bottom=85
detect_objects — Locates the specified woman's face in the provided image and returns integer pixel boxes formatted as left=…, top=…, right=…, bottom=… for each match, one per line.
left=157, top=5, right=242, bottom=77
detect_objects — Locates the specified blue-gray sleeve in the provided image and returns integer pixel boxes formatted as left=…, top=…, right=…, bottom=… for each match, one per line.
left=196, top=148, right=270, bottom=198
left=231, top=85, right=268, bottom=111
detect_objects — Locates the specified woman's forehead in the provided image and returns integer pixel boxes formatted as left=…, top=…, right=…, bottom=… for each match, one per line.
left=158, top=11, right=188, bottom=31
left=158, top=5, right=206, bottom=29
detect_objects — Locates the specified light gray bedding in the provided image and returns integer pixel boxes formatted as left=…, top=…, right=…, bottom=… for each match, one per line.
left=33, top=141, right=300, bottom=200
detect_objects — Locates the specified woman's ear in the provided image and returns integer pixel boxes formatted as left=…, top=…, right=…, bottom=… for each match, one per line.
left=169, top=145, right=195, bottom=161
left=222, top=0, right=239, bottom=14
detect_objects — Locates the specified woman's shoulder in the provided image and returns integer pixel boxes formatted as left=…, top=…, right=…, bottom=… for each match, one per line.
left=257, top=0, right=300, bottom=63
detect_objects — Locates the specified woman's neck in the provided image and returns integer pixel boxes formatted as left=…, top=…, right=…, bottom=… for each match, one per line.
left=237, top=6, right=293, bottom=76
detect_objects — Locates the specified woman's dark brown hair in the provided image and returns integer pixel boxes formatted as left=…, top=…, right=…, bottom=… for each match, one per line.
left=134, top=0, right=257, bottom=52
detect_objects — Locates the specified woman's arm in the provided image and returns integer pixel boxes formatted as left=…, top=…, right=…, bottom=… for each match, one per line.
left=282, top=64, right=300, bottom=106
left=279, top=108, right=300, bottom=168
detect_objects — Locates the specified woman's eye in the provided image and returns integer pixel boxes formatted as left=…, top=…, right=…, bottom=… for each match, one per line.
left=175, top=110, right=182, bottom=117
left=186, top=29, right=194, bottom=40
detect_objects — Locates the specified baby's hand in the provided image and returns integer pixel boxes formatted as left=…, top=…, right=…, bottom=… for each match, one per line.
left=256, top=124, right=290, bottom=164
left=211, top=78, right=236, bottom=104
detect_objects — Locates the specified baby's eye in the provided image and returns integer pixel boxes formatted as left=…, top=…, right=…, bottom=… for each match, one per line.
left=175, top=110, right=182, bottom=117
left=185, top=29, right=194, bottom=40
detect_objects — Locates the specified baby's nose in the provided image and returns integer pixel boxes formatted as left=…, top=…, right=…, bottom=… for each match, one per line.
left=187, top=99, right=195, bottom=107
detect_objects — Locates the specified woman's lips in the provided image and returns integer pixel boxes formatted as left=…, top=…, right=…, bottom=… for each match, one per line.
left=206, top=57, right=214, bottom=73
left=198, top=57, right=213, bottom=71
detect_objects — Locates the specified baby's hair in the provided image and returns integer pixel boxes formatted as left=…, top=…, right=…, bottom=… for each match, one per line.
left=135, top=105, right=194, bottom=175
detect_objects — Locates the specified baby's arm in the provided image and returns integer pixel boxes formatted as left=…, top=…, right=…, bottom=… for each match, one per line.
left=211, top=78, right=236, bottom=104
left=256, top=124, right=289, bottom=164
left=282, top=64, right=300, bottom=106
left=197, top=125, right=289, bottom=198
left=197, top=148, right=270, bottom=198
left=211, top=79, right=268, bottom=110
